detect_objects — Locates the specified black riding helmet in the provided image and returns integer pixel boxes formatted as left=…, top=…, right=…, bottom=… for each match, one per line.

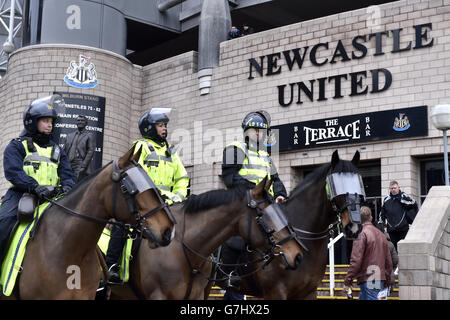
left=138, top=108, right=171, bottom=141
left=242, top=111, right=269, bottom=132
left=23, top=95, right=63, bottom=136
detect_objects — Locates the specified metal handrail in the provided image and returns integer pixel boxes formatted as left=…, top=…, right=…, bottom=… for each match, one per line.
left=327, top=232, right=344, bottom=296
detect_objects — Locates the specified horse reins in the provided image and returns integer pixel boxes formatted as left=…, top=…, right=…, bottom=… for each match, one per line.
left=40, top=160, right=170, bottom=239
left=178, top=189, right=295, bottom=299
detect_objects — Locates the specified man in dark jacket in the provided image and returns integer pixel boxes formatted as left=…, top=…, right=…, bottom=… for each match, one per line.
left=344, top=206, right=392, bottom=300
left=240, top=23, right=254, bottom=36
left=63, top=115, right=96, bottom=182
left=379, top=180, right=418, bottom=250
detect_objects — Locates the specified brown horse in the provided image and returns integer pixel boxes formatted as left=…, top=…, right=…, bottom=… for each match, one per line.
left=212, top=150, right=365, bottom=299
left=2, top=145, right=175, bottom=299
left=109, top=177, right=304, bottom=299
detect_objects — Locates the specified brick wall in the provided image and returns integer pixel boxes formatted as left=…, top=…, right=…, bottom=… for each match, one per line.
left=398, top=186, right=450, bottom=299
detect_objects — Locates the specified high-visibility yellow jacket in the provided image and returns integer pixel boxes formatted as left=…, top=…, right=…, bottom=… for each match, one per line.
left=226, top=141, right=275, bottom=195
left=21, top=140, right=60, bottom=187
left=133, top=138, right=189, bottom=205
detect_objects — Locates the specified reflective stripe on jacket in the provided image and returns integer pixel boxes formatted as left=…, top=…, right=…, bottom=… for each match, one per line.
left=21, top=140, right=59, bottom=187
left=133, top=138, right=189, bottom=204
left=228, top=141, right=274, bottom=195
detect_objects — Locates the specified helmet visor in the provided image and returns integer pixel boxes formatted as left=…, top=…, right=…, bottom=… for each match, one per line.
left=149, top=107, right=171, bottom=123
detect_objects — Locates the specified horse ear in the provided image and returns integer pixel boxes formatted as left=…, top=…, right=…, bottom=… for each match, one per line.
left=130, top=145, right=143, bottom=163
left=118, top=145, right=142, bottom=168
left=331, top=150, right=340, bottom=168
left=252, top=176, right=268, bottom=197
left=265, top=177, right=273, bottom=191
left=351, top=150, right=360, bottom=166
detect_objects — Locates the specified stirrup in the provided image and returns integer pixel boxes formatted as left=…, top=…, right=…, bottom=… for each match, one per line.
left=107, top=264, right=123, bottom=285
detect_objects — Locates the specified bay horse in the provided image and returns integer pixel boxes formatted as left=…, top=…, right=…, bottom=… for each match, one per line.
left=212, top=150, right=365, bottom=299
left=2, top=145, right=176, bottom=299
left=109, top=177, right=304, bottom=299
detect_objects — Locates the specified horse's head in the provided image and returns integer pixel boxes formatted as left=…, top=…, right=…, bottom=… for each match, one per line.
left=326, top=150, right=365, bottom=239
left=112, top=145, right=176, bottom=248
left=242, top=177, right=303, bottom=270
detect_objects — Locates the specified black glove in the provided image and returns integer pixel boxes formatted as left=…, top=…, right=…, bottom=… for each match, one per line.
left=33, top=185, right=55, bottom=200
left=62, top=185, right=72, bottom=193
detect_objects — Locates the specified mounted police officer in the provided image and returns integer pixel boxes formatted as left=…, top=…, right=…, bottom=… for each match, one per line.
left=220, top=110, right=288, bottom=300
left=105, top=107, right=189, bottom=284
left=0, top=95, right=75, bottom=264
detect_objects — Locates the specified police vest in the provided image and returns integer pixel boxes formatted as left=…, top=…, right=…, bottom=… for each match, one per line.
left=229, top=141, right=274, bottom=195
left=133, top=139, right=188, bottom=203
left=21, top=139, right=60, bottom=186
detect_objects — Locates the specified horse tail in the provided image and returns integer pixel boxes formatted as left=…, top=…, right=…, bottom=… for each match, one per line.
left=95, top=245, right=110, bottom=283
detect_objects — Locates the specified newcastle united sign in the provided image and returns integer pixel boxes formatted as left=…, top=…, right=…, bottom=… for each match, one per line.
left=247, top=23, right=434, bottom=107
left=272, top=106, right=428, bottom=151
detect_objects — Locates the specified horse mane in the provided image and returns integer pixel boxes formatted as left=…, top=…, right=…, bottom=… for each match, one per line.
left=63, top=161, right=112, bottom=197
left=183, top=186, right=248, bottom=214
left=288, top=164, right=330, bottom=199
left=288, top=157, right=358, bottom=199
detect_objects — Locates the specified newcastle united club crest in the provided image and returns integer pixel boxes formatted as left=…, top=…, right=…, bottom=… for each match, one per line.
left=64, top=55, right=98, bottom=88
left=393, top=113, right=410, bottom=131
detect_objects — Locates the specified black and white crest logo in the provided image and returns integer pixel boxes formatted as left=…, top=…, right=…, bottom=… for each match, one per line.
left=64, top=55, right=98, bottom=88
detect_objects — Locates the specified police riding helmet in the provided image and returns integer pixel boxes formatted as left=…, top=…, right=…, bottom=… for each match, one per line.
left=23, top=95, right=59, bottom=135
left=138, top=108, right=170, bottom=140
left=242, top=111, right=269, bottom=132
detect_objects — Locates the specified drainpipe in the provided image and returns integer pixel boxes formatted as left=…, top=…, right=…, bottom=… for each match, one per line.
left=198, top=0, right=231, bottom=95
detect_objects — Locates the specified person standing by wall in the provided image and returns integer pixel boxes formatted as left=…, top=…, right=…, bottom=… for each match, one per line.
left=379, top=180, right=418, bottom=250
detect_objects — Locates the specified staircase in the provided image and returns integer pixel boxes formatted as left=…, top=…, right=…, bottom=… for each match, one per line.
left=208, top=265, right=399, bottom=300
left=317, top=264, right=399, bottom=300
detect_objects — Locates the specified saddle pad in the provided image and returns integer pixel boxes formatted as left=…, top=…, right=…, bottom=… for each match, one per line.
left=98, top=228, right=133, bottom=283
left=0, top=202, right=50, bottom=296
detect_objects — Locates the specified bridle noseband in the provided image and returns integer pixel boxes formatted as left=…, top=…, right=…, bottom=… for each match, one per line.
left=245, top=189, right=304, bottom=269
left=110, top=160, right=176, bottom=240
left=293, top=171, right=365, bottom=242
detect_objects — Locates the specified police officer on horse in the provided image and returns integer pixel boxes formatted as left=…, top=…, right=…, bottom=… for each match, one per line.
left=0, top=95, right=75, bottom=264
left=221, top=110, right=288, bottom=299
left=105, top=107, right=189, bottom=284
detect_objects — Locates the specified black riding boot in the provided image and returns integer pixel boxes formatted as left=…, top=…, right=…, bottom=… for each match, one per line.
left=221, top=237, right=245, bottom=300
left=105, top=225, right=126, bottom=284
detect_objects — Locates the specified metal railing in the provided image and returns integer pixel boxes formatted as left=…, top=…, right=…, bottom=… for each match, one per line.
left=327, top=232, right=344, bottom=296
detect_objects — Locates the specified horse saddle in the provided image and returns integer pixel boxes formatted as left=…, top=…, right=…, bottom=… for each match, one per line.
left=17, top=193, right=37, bottom=223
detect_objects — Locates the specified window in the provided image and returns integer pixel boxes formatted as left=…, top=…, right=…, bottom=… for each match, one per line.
left=419, top=157, right=447, bottom=204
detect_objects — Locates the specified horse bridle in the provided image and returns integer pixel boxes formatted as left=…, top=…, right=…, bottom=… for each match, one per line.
left=293, top=171, right=365, bottom=241
left=110, top=160, right=176, bottom=239
left=178, top=187, right=302, bottom=299
left=245, top=189, right=306, bottom=268
left=41, top=160, right=176, bottom=240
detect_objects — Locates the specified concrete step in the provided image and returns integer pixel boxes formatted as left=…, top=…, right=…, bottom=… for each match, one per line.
left=207, top=264, right=399, bottom=300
